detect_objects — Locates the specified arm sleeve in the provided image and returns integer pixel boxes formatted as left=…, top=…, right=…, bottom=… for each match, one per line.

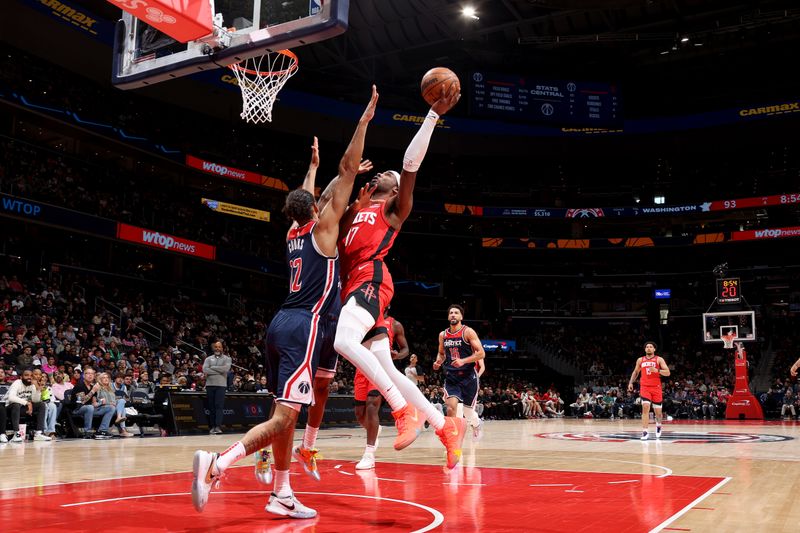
left=402, top=110, right=439, bottom=172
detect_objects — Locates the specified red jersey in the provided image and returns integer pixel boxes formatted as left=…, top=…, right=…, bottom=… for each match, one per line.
left=339, top=200, right=398, bottom=278
left=640, top=355, right=662, bottom=387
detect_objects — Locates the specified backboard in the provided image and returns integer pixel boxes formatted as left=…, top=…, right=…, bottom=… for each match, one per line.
left=702, top=311, right=756, bottom=343
left=112, top=0, right=348, bottom=89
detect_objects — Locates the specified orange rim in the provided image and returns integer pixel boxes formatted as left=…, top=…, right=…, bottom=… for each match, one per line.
left=229, top=49, right=298, bottom=77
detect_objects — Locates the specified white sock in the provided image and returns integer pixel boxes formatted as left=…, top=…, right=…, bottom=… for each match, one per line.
left=464, top=406, right=480, bottom=428
left=303, top=425, right=319, bottom=449
left=216, top=441, right=246, bottom=473
left=364, top=444, right=376, bottom=455
left=367, top=337, right=446, bottom=430
left=334, top=302, right=407, bottom=411
left=274, top=469, right=292, bottom=498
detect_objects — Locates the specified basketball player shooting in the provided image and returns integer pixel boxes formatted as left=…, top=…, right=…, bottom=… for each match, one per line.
left=628, top=341, right=670, bottom=440
left=191, top=86, right=378, bottom=519
left=434, top=304, right=486, bottom=440
left=332, top=83, right=469, bottom=469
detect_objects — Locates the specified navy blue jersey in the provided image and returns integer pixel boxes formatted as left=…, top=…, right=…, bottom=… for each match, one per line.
left=442, top=325, right=476, bottom=372
left=281, top=221, right=340, bottom=316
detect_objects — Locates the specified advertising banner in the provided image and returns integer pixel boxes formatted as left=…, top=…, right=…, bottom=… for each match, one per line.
left=116, top=223, right=216, bottom=260
left=202, top=198, right=270, bottom=222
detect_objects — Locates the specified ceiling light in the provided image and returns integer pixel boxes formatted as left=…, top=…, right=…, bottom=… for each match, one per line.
left=462, top=6, right=479, bottom=20
left=680, top=36, right=690, bottom=43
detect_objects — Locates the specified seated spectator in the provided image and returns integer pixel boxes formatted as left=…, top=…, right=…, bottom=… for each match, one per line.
left=70, top=367, right=115, bottom=439
left=255, top=376, right=269, bottom=392
left=135, top=371, right=156, bottom=396
left=781, top=389, right=796, bottom=420
left=37, top=372, right=58, bottom=438
left=111, top=372, right=134, bottom=437
left=0, top=368, right=51, bottom=442
left=570, top=388, right=590, bottom=417
left=51, top=371, right=72, bottom=422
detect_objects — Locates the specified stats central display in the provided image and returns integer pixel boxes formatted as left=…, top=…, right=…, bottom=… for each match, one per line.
left=470, top=72, right=621, bottom=126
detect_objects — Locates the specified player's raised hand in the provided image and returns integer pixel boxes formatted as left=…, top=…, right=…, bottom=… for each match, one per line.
left=431, top=83, right=460, bottom=116
left=360, top=85, right=379, bottom=123
left=354, top=182, right=377, bottom=210
left=357, top=159, right=373, bottom=175
left=309, top=136, right=319, bottom=169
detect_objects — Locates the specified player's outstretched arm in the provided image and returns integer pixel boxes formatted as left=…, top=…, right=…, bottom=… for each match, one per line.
left=627, top=358, right=642, bottom=392
left=388, top=84, right=460, bottom=228
left=316, top=86, right=378, bottom=245
left=391, top=319, right=410, bottom=360
left=300, top=136, right=319, bottom=195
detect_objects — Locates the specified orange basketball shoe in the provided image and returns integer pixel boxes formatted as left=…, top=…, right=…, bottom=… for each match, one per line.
left=436, top=416, right=467, bottom=469
left=392, top=404, right=424, bottom=450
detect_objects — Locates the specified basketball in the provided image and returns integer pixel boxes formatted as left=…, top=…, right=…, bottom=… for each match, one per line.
left=420, top=67, right=460, bottom=106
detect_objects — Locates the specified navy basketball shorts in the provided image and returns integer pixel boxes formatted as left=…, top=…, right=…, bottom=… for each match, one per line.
left=444, top=371, right=480, bottom=408
left=315, top=314, right=339, bottom=379
left=266, top=308, right=322, bottom=409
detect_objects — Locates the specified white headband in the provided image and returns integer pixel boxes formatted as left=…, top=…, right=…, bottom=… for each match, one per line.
left=387, top=170, right=400, bottom=187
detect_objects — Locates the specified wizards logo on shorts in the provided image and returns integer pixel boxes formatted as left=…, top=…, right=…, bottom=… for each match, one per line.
left=298, top=381, right=311, bottom=395
left=536, top=431, right=793, bottom=443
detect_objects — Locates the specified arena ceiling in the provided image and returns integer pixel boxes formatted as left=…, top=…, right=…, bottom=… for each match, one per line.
left=6, top=0, right=800, bottom=113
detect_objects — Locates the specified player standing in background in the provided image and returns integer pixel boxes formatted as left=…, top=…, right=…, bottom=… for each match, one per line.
left=191, top=87, right=378, bottom=519
left=353, top=312, right=409, bottom=470
left=332, top=85, right=468, bottom=469
left=434, top=304, right=486, bottom=440
left=628, top=341, right=670, bottom=440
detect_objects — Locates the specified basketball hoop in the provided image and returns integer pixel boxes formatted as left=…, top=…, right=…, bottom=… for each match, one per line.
left=721, top=332, right=736, bottom=349
left=228, top=50, right=298, bottom=124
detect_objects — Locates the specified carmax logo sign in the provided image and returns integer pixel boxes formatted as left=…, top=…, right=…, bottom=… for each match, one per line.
left=117, top=223, right=216, bottom=260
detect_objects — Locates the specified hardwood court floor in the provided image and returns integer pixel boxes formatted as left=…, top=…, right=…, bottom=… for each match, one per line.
left=2, top=418, right=799, bottom=531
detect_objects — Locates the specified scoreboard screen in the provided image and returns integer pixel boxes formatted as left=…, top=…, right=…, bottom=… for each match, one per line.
left=716, top=278, right=742, bottom=304
left=470, top=72, right=621, bottom=126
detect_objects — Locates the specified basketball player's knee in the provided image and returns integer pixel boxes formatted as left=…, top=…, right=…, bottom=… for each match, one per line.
left=273, top=404, right=299, bottom=432
left=313, top=377, right=331, bottom=396
left=334, top=327, right=362, bottom=357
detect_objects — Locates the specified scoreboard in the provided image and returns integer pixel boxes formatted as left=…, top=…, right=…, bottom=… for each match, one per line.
left=470, top=72, right=621, bottom=126
left=717, top=278, right=742, bottom=304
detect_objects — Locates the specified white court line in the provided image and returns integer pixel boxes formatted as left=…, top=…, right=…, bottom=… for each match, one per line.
left=61, top=490, right=444, bottom=533
left=608, top=480, right=640, bottom=484
left=649, top=476, right=732, bottom=533
left=529, top=484, right=572, bottom=487
left=335, top=464, right=405, bottom=482
left=0, top=464, right=250, bottom=493
left=530, top=456, right=673, bottom=478
left=564, top=489, right=584, bottom=493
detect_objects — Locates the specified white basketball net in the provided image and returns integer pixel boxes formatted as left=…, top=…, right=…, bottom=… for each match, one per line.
left=229, top=50, right=298, bottom=124
left=722, top=333, right=736, bottom=349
